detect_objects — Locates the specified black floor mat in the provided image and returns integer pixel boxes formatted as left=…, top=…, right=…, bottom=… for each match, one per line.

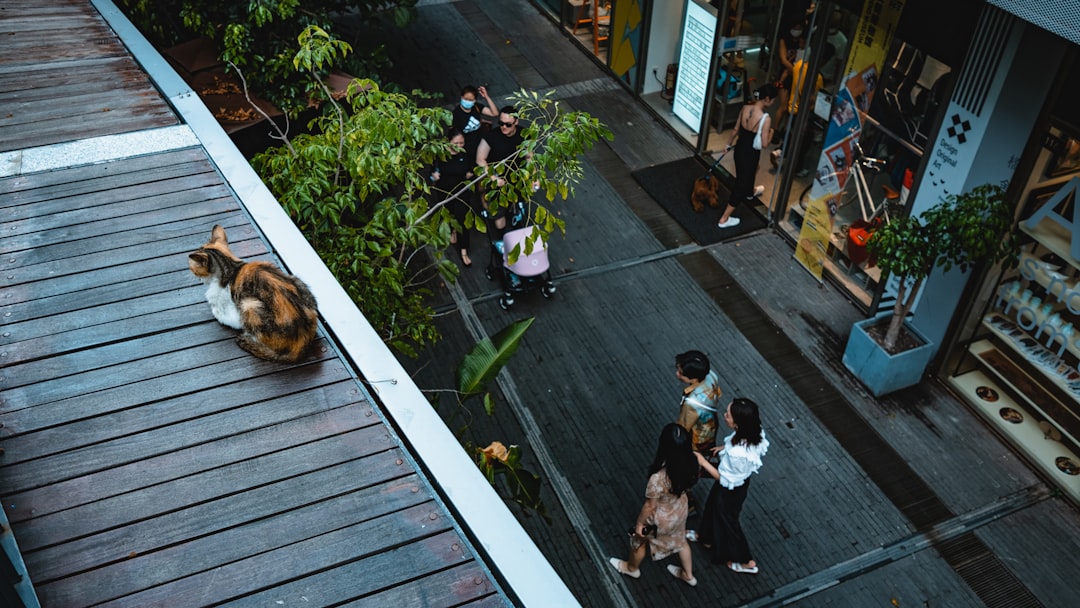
left=631, top=157, right=767, bottom=246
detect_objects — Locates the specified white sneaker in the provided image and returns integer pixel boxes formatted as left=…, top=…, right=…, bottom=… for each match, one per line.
left=752, top=185, right=765, bottom=197
left=717, top=216, right=741, bottom=228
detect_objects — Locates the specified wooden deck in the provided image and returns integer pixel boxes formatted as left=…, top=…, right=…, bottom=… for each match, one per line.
left=0, top=1, right=556, bottom=606
left=0, top=118, right=505, bottom=608
left=0, top=0, right=177, bottom=152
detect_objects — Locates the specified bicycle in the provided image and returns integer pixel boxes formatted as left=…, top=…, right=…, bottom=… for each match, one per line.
left=798, top=135, right=899, bottom=223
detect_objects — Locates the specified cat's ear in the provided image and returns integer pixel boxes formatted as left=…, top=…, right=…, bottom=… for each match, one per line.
left=210, top=225, right=229, bottom=246
left=188, top=251, right=210, bottom=276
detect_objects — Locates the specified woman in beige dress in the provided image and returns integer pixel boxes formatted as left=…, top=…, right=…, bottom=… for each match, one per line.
left=609, top=423, right=701, bottom=586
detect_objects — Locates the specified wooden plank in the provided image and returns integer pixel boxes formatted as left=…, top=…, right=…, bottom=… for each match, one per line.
left=0, top=304, right=211, bottom=364
left=459, top=594, right=514, bottom=608
left=2, top=267, right=218, bottom=333
left=0, top=107, right=177, bottom=151
left=3, top=286, right=212, bottom=349
left=214, top=529, right=477, bottom=608
left=1, top=368, right=357, bottom=464
left=343, top=562, right=501, bottom=608
left=0, top=63, right=150, bottom=97
left=0, top=337, right=335, bottom=434
left=0, top=147, right=207, bottom=197
left=4, top=208, right=246, bottom=270
left=8, top=208, right=247, bottom=281
left=1, top=86, right=167, bottom=128
left=0, top=36, right=125, bottom=66
left=41, top=478, right=437, bottom=607
left=20, top=424, right=395, bottom=559
left=1, top=161, right=218, bottom=213
left=0, top=199, right=241, bottom=261
left=27, top=460, right=422, bottom=585
left=2, top=236, right=264, bottom=310
left=4, top=337, right=264, bottom=411
left=1, top=323, right=231, bottom=391
left=1, top=373, right=362, bottom=501
left=89, top=508, right=459, bottom=608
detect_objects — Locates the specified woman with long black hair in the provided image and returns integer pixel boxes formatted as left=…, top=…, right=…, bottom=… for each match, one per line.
left=693, top=398, right=769, bottom=574
left=609, top=423, right=700, bottom=586
left=717, top=84, right=778, bottom=229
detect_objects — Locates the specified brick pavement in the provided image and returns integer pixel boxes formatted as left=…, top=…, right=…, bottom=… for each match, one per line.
left=387, top=2, right=1080, bottom=606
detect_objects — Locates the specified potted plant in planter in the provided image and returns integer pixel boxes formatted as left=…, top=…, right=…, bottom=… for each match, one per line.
left=842, top=183, right=1019, bottom=396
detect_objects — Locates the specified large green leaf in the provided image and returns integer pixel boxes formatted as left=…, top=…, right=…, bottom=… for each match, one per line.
left=456, top=317, right=535, bottom=396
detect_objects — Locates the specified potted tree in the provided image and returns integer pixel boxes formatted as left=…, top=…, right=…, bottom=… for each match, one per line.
left=842, top=183, right=1019, bottom=396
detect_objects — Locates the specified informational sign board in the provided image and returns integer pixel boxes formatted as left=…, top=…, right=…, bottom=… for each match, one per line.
left=672, top=1, right=717, bottom=131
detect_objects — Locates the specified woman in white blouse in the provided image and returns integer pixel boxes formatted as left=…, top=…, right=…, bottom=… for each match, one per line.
left=692, top=398, right=769, bottom=574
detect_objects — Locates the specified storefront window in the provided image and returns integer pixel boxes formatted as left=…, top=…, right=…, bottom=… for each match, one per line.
left=949, top=126, right=1080, bottom=490
left=776, top=0, right=972, bottom=307
left=564, top=1, right=614, bottom=62
left=945, top=52, right=1080, bottom=502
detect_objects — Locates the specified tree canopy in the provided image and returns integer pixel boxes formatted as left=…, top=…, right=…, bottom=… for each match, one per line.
left=116, top=0, right=417, bottom=115
left=252, top=27, right=612, bottom=356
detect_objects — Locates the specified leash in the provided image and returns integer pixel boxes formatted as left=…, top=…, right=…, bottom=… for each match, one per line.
left=701, top=147, right=730, bottom=180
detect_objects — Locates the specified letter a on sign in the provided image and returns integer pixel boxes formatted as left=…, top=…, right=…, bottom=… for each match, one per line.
left=1023, top=176, right=1080, bottom=260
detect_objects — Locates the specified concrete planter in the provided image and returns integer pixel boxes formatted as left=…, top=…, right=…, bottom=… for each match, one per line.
left=843, top=316, right=935, bottom=397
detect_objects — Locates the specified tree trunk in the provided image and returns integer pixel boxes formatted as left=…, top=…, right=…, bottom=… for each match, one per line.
left=882, top=277, right=923, bottom=352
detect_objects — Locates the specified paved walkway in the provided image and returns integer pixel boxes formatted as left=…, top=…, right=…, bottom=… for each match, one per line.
left=373, top=2, right=1080, bottom=607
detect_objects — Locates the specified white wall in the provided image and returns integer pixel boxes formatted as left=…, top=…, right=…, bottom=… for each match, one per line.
left=643, top=0, right=686, bottom=94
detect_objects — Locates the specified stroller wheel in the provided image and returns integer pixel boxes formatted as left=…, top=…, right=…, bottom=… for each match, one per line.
left=499, top=295, right=514, bottom=311
left=541, top=283, right=556, bottom=298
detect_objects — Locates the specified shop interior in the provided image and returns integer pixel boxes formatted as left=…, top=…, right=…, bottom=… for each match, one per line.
left=947, top=63, right=1080, bottom=500
left=565, top=1, right=612, bottom=61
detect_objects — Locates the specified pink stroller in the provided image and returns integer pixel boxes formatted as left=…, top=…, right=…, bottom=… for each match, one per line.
left=484, top=209, right=556, bottom=310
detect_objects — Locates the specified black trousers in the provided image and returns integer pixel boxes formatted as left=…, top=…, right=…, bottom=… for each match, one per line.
left=699, top=479, right=752, bottom=564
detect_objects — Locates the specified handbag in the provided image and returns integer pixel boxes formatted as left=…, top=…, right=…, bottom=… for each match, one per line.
left=752, top=113, right=767, bottom=150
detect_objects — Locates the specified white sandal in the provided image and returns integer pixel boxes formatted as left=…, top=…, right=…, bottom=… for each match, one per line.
left=666, top=564, right=698, bottom=586
left=609, top=557, right=641, bottom=579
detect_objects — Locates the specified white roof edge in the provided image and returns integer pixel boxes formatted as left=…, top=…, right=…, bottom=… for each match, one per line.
left=89, top=1, right=580, bottom=605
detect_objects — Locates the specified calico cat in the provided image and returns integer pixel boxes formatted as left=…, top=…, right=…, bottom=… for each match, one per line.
left=188, top=225, right=319, bottom=363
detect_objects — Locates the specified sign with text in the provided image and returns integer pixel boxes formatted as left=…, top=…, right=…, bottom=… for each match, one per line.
left=672, top=1, right=717, bottom=131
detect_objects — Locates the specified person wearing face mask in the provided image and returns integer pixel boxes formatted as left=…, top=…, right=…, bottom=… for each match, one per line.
left=772, top=15, right=807, bottom=143
left=452, top=84, right=499, bottom=159
left=431, top=129, right=477, bottom=267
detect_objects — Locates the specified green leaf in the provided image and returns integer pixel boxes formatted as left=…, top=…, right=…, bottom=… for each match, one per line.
left=456, top=317, right=535, bottom=396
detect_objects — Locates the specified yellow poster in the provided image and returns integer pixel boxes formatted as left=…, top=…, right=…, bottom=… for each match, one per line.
left=794, top=0, right=905, bottom=280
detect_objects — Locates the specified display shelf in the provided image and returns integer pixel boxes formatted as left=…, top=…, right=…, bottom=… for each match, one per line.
left=1019, top=218, right=1080, bottom=273
left=970, top=329, right=1080, bottom=450
left=993, top=288, right=1076, bottom=358
left=981, top=313, right=1080, bottom=400
left=949, top=369, right=1080, bottom=503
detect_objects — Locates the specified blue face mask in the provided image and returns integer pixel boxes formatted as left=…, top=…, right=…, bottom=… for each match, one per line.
left=460, top=98, right=476, bottom=110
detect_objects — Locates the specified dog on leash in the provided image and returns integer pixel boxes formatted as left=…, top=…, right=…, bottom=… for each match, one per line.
left=691, top=174, right=721, bottom=212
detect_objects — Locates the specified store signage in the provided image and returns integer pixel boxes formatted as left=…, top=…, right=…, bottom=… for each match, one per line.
left=672, top=1, right=716, bottom=131
left=1022, top=176, right=1080, bottom=259
left=996, top=281, right=1075, bottom=357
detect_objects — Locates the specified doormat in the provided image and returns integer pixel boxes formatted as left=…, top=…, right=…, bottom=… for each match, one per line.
left=631, top=157, right=767, bottom=246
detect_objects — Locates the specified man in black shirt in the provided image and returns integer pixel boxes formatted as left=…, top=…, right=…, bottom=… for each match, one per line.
left=476, top=105, right=525, bottom=179
left=476, top=105, right=529, bottom=229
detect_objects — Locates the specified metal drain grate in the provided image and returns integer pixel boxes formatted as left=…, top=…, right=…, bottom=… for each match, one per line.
left=939, top=534, right=1044, bottom=608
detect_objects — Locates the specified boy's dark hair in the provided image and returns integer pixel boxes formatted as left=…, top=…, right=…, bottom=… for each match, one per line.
left=675, top=350, right=710, bottom=382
